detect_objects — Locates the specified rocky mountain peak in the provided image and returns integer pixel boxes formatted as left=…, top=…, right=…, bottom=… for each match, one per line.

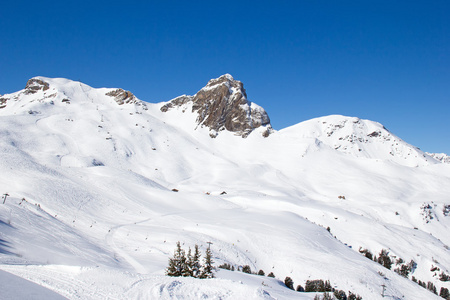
left=105, top=88, right=137, bottom=105
left=24, top=78, right=50, bottom=95
left=161, top=74, right=272, bottom=138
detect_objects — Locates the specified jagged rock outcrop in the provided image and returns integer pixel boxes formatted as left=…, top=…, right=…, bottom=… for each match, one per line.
left=24, top=78, right=50, bottom=94
left=0, top=97, right=7, bottom=109
left=105, top=88, right=137, bottom=105
left=161, top=74, right=272, bottom=138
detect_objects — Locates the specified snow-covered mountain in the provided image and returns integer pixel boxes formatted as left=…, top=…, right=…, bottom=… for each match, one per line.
left=161, top=74, right=272, bottom=138
left=428, top=152, right=450, bottom=164
left=0, top=75, right=449, bottom=299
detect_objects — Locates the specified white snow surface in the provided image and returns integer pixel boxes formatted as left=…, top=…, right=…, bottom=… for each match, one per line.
left=0, top=77, right=449, bottom=299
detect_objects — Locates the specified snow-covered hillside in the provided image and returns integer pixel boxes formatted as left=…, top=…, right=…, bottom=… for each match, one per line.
left=0, top=76, right=449, bottom=299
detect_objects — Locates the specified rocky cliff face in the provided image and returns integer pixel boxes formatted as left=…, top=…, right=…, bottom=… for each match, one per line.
left=161, top=74, right=272, bottom=138
left=24, top=78, right=50, bottom=94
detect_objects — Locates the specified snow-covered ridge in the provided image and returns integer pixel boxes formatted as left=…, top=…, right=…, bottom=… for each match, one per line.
left=427, top=152, right=450, bottom=164
left=0, top=76, right=146, bottom=113
left=280, top=115, right=439, bottom=167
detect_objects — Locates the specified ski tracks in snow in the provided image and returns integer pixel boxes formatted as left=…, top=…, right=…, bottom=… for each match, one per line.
left=105, top=217, right=153, bottom=274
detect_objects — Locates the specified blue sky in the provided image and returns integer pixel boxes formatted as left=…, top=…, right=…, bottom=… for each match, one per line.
left=1, top=1, right=449, bottom=153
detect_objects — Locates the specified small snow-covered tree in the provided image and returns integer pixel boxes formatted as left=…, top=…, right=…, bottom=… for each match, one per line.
left=334, top=289, right=347, bottom=300
left=267, top=272, right=275, bottom=278
left=377, top=249, right=392, bottom=270
left=348, top=291, right=362, bottom=300
left=427, top=281, right=437, bottom=294
left=166, top=241, right=186, bottom=277
left=191, top=244, right=202, bottom=278
left=322, top=293, right=333, bottom=300
left=242, top=265, right=252, bottom=274
left=183, top=247, right=193, bottom=277
left=200, top=246, right=214, bottom=278
left=440, top=287, right=450, bottom=299
left=284, top=276, right=294, bottom=290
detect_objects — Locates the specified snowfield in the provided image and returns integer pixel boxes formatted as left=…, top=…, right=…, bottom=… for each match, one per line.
left=0, top=76, right=449, bottom=299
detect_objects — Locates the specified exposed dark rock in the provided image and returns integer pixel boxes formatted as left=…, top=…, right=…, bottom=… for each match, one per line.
left=368, top=131, right=380, bottom=138
left=161, top=74, right=272, bottom=138
left=24, top=78, right=50, bottom=94
left=160, top=95, right=192, bottom=112
left=0, top=97, right=8, bottom=109
left=105, top=88, right=137, bottom=105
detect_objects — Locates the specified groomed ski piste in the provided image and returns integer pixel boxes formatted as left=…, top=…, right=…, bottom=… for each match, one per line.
left=0, top=76, right=449, bottom=299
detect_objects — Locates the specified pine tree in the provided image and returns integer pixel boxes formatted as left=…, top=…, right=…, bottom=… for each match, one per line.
left=377, top=249, right=392, bottom=270
left=427, top=281, right=437, bottom=294
left=242, top=265, right=252, bottom=274
left=284, top=276, right=294, bottom=290
left=192, top=244, right=202, bottom=278
left=183, top=247, right=193, bottom=277
left=267, top=272, right=275, bottom=278
left=322, top=293, right=333, bottom=300
left=440, top=287, right=450, bottom=299
left=334, top=290, right=347, bottom=300
left=200, top=246, right=214, bottom=278
left=166, top=241, right=186, bottom=277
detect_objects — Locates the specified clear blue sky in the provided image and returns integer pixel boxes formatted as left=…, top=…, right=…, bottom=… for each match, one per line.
left=1, top=1, right=449, bottom=154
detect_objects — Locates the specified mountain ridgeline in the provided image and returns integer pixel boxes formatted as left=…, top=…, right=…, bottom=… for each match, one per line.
left=0, top=75, right=449, bottom=299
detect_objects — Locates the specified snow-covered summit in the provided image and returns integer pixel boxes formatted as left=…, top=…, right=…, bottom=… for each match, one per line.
left=161, top=74, right=272, bottom=138
left=0, top=76, right=146, bottom=114
left=279, top=115, right=438, bottom=167
left=427, top=152, right=450, bottom=164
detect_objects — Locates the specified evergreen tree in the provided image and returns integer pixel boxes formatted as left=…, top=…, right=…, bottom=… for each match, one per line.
left=192, top=244, right=202, bottom=278
left=324, top=280, right=332, bottom=292
left=334, top=290, right=347, bottom=300
left=427, top=281, right=437, bottom=294
left=440, top=272, right=450, bottom=282
left=377, top=249, right=392, bottom=270
left=284, top=276, right=294, bottom=290
left=296, top=285, right=305, bottom=292
left=242, top=265, right=252, bottom=274
left=200, top=246, right=214, bottom=278
left=218, top=263, right=232, bottom=270
left=348, top=292, right=362, bottom=300
left=166, top=241, right=186, bottom=277
left=267, top=272, right=275, bottom=278
left=322, top=293, right=333, bottom=300
left=257, top=269, right=265, bottom=276
left=440, top=287, right=450, bottom=299
left=183, top=247, right=193, bottom=277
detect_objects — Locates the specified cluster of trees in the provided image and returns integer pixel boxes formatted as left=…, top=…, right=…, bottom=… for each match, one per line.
left=218, top=263, right=272, bottom=277
left=360, top=247, right=449, bottom=299
left=218, top=264, right=362, bottom=299
left=359, top=248, right=416, bottom=278
left=412, top=277, right=450, bottom=299
left=393, top=258, right=416, bottom=278
left=305, top=279, right=333, bottom=292
left=440, top=272, right=450, bottom=282
left=314, top=291, right=362, bottom=300
left=166, top=242, right=214, bottom=278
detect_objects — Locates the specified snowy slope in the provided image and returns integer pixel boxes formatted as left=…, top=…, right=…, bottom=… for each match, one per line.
left=0, top=76, right=449, bottom=299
